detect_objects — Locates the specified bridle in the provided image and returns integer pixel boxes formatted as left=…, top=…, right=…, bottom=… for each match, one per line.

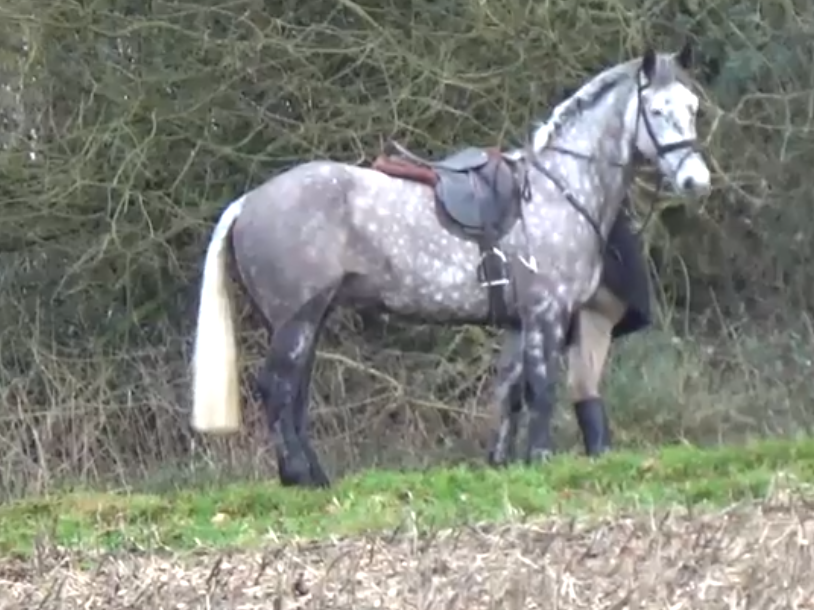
left=635, top=74, right=699, bottom=171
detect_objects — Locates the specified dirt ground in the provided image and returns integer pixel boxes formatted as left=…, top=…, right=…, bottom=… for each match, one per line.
left=2, top=493, right=813, bottom=610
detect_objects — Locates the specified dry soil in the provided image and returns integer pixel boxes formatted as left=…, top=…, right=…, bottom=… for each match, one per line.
left=2, top=496, right=813, bottom=609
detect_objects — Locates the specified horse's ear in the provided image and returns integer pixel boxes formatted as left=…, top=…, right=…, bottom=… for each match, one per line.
left=675, top=40, right=693, bottom=69
left=641, top=48, right=657, bottom=80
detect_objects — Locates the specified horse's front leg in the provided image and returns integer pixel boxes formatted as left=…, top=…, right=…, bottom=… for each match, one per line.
left=487, top=330, right=525, bottom=466
left=523, top=296, right=569, bottom=463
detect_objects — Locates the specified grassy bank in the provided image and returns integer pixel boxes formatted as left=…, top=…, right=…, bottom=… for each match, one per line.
left=2, top=437, right=813, bottom=556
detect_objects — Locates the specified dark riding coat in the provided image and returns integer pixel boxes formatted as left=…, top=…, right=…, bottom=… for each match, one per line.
left=602, top=208, right=652, bottom=339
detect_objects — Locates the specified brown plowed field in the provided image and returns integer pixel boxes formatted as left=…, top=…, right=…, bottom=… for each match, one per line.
left=2, top=498, right=812, bottom=609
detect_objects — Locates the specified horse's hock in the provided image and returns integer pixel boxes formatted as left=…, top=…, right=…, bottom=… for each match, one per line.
left=0, top=0, right=811, bottom=484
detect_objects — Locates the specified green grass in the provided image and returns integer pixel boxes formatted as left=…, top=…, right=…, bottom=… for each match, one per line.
left=2, top=437, right=814, bottom=556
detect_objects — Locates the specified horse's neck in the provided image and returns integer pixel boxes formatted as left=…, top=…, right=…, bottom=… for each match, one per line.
left=552, top=88, right=636, bottom=236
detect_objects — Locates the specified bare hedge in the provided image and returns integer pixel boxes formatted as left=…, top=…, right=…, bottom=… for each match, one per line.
left=0, top=0, right=812, bottom=496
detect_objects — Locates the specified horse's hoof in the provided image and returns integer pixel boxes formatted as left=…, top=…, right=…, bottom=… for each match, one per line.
left=309, top=464, right=332, bottom=488
left=487, top=448, right=514, bottom=468
left=487, top=448, right=503, bottom=467
left=487, top=455, right=504, bottom=468
left=526, top=448, right=554, bottom=464
left=586, top=446, right=611, bottom=460
left=278, top=457, right=316, bottom=488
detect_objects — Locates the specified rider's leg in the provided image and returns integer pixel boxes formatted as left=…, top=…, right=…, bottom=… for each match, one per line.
left=566, top=286, right=626, bottom=456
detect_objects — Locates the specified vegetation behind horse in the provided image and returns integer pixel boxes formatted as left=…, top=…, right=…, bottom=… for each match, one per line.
left=0, top=0, right=812, bottom=498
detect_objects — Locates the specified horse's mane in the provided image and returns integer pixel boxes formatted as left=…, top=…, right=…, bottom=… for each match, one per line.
left=504, top=52, right=688, bottom=161
left=531, top=58, right=641, bottom=151
left=532, top=51, right=693, bottom=153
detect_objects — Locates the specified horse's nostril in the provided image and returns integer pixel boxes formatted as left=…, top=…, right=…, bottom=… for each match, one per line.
left=682, top=176, right=695, bottom=191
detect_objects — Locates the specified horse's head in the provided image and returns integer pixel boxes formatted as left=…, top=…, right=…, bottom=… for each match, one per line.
left=631, top=43, right=711, bottom=198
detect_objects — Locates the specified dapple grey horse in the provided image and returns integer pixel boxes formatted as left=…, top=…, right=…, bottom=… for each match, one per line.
left=191, top=44, right=710, bottom=488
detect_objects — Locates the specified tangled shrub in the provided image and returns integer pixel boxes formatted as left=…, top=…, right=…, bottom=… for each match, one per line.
left=0, top=0, right=812, bottom=497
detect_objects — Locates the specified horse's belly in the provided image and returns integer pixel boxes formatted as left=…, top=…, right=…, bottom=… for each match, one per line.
left=377, top=245, right=492, bottom=319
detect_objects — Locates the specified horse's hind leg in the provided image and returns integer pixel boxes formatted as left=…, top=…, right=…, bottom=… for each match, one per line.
left=295, top=322, right=330, bottom=484
left=256, top=285, right=339, bottom=488
left=488, top=330, right=525, bottom=466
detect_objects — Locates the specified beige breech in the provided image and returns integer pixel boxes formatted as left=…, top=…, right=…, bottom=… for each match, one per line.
left=567, top=286, right=627, bottom=401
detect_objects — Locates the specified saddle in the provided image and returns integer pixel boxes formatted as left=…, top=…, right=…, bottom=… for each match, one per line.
left=371, top=141, right=526, bottom=324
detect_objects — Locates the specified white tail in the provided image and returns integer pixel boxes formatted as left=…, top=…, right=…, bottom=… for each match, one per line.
left=191, top=195, right=246, bottom=434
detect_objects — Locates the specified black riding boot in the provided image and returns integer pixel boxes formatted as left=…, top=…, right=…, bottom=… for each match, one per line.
left=574, top=397, right=612, bottom=456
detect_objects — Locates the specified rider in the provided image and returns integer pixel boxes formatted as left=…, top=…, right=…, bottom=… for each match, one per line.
left=551, top=83, right=653, bottom=455
left=565, top=205, right=652, bottom=456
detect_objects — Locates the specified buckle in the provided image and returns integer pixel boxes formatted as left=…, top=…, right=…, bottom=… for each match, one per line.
left=481, top=277, right=510, bottom=287
left=478, top=247, right=510, bottom=287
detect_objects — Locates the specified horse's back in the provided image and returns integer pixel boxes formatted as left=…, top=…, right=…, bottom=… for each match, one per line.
left=345, top=163, right=433, bottom=194
left=244, top=160, right=428, bottom=209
